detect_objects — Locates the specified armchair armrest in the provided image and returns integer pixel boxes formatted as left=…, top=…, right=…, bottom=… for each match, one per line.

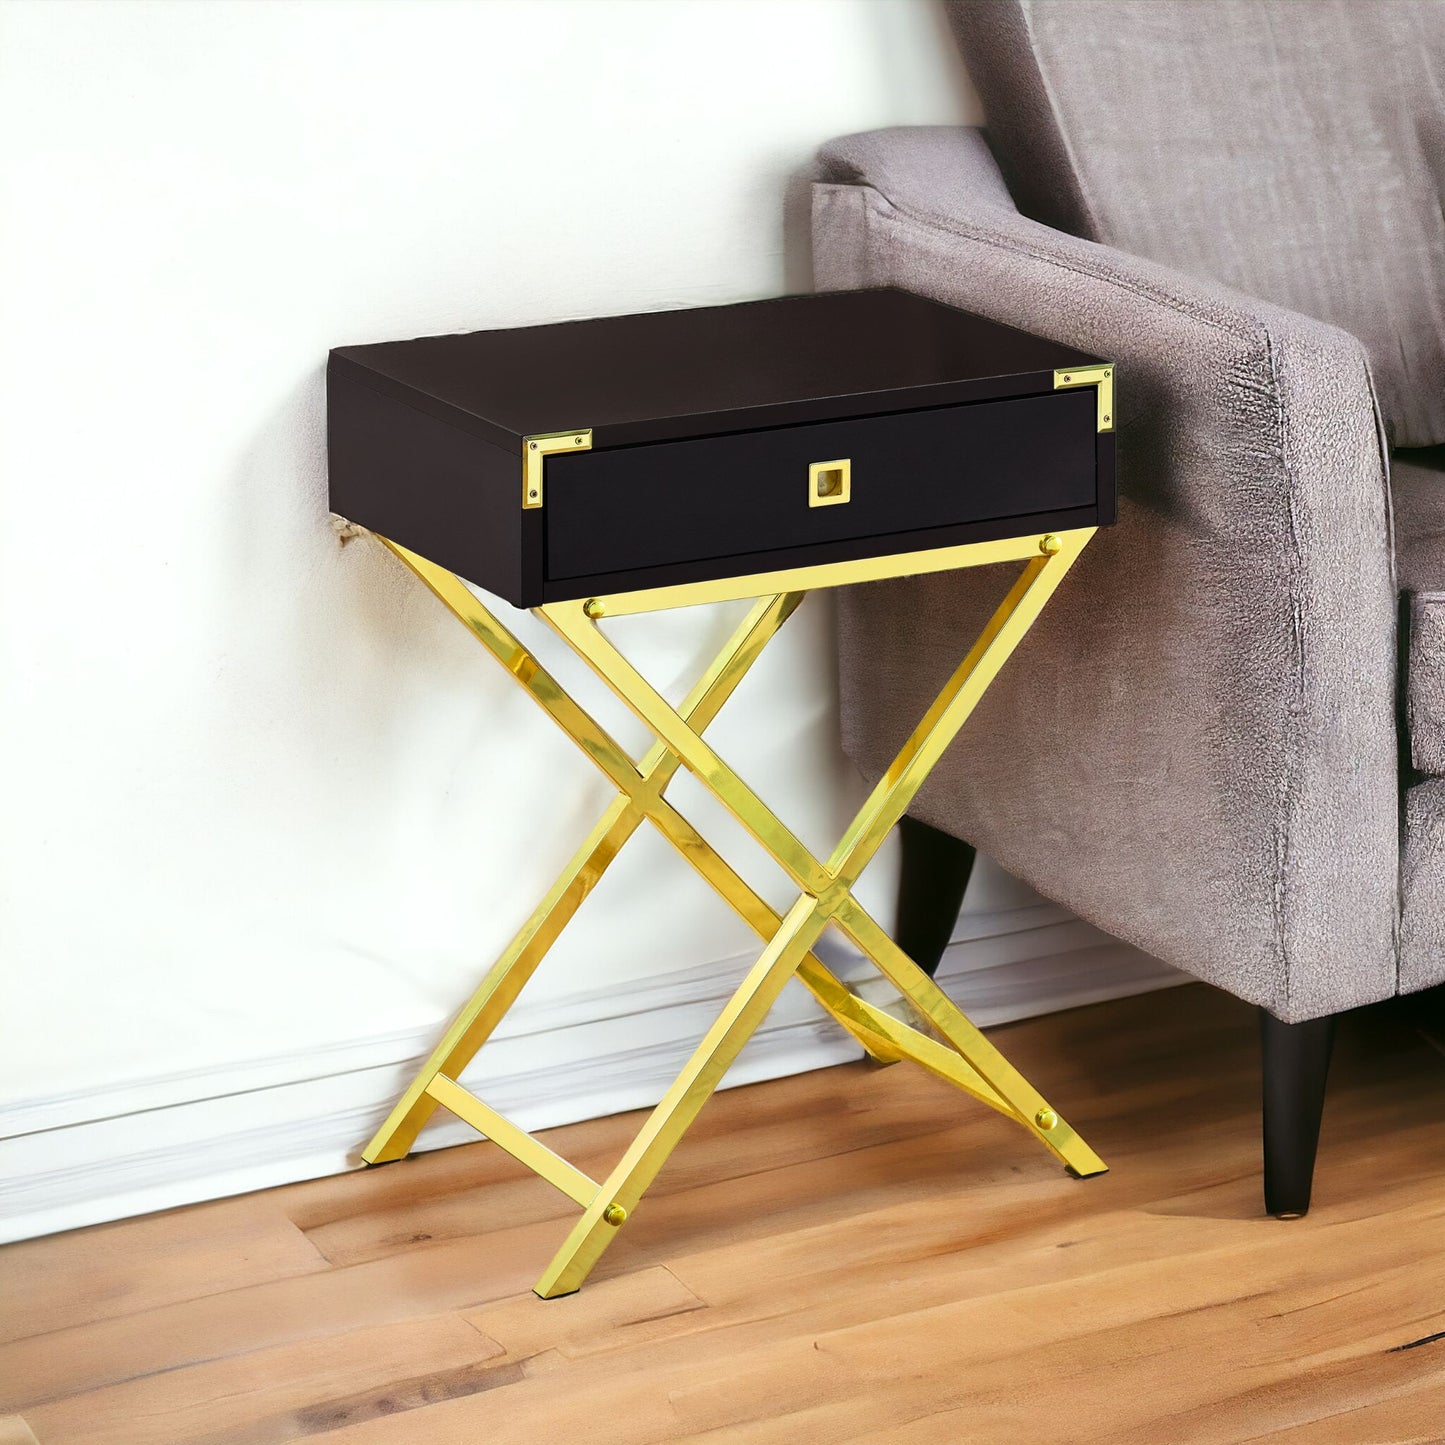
left=814, top=127, right=1397, bottom=1021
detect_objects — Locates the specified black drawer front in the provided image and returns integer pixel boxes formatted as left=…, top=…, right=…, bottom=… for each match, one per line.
left=544, top=389, right=1098, bottom=582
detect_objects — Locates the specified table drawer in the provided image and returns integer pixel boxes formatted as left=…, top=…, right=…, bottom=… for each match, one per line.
left=544, top=388, right=1098, bottom=582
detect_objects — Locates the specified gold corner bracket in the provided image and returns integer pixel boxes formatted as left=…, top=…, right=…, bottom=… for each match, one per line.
left=523, top=429, right=593, bottom=509
left=1054, top=364, right=1114, bottom=433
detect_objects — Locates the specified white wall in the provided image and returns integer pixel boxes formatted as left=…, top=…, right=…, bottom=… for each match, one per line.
left=0, top=0, right=1177, bottom=1240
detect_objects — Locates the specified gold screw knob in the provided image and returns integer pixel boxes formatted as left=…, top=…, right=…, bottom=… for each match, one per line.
left=1039, top=534, right=1062, bottom=556
left=574, top=435, right=584, bottom=445
left=1062, top=374, right=1072, bottom=383
left=529, top=441, right=538, bottom=450
left=603, top=1203, right=627, bottom=1226
left=1035, top=1108, right=1058, bottom=1131
left=583, top=598, right=606, bottom=619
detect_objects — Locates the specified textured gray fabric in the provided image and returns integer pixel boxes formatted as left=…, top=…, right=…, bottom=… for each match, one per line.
left=813, top=126, right=1398, bottom=1022
left=1392, top=447, right=1445, bottom=592
left=1397, top=448, right=1445, bottom=776
left=949, top=0, right=1445, bottom=447
left=1408, top=594, right=1445, bottom=776
left=1400, top=779, right=1445, bottom=992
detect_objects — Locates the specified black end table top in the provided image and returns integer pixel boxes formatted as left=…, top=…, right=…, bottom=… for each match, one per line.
left=330, top=288, right=1102, bottom=453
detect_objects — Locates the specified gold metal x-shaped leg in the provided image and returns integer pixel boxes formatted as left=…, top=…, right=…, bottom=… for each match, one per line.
left=362, top=529, right=1106, bottom=1298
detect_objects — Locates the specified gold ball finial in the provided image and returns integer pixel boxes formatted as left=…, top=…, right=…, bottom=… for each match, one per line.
left=1039, top=534, right=1063, bottom=556
left=603, top=1203, right=628, bottom=1226
left=583, top=598, right=606, bottom=619
left=1035, top=1108, right=1059, bottom=1131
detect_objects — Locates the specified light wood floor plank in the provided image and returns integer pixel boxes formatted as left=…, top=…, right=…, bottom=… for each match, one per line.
left=21, top=1315, right=503, bottom=1445
left=0, top=1195, right=328, bottom=1345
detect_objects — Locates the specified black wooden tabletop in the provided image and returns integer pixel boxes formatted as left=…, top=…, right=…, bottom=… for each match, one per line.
left=329, top=288, right=1101, bottom=453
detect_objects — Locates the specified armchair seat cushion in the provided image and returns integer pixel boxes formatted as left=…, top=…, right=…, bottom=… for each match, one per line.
left=1391, top=447, right=1445, bottom=594
left=1390, top=448, right=1445, bottom=776
left=1401, top=778, right=1445, bottom=993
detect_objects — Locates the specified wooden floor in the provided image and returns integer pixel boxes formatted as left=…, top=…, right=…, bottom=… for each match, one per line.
left=5, top=984, right=1445, bottom=1444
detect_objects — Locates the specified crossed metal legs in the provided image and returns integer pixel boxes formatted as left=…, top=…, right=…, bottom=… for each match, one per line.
left=362, top=529, right=1106, bottom=1298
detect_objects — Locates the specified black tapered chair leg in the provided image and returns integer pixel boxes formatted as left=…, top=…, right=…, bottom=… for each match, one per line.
left=1260, top=1009, right=1335, bottom=1217
left=895, top=815, right=977, bottom=978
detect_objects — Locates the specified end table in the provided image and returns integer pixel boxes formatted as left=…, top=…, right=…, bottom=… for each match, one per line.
left=328, top=288, right=1116, bottom=1298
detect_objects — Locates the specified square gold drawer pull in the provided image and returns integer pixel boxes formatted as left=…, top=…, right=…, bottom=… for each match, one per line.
left=809, top=458, right=851, bottom=508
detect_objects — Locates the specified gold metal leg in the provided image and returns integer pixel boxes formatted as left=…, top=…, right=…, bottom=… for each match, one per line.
left=364, top=561, right=814, bottom=1165
left=535, top=895, right=829, bottom=1297
left=362, top=799, right=639, bottom=1164
left=834, top=901, right=1104, bottom=1174
left=364, top=543, right=900, bottom=1095
left=364, top=527, right=1106, bottom=1297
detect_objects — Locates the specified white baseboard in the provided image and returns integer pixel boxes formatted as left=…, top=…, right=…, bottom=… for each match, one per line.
left=0, top=911, right=1182, bottom=1243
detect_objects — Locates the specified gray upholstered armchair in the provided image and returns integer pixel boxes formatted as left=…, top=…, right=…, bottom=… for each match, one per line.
left=815, top=0, right=1445, bottom=1216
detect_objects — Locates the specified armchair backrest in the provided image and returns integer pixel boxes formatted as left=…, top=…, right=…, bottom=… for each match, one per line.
left=950, top=0, right=1445, bottom=447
